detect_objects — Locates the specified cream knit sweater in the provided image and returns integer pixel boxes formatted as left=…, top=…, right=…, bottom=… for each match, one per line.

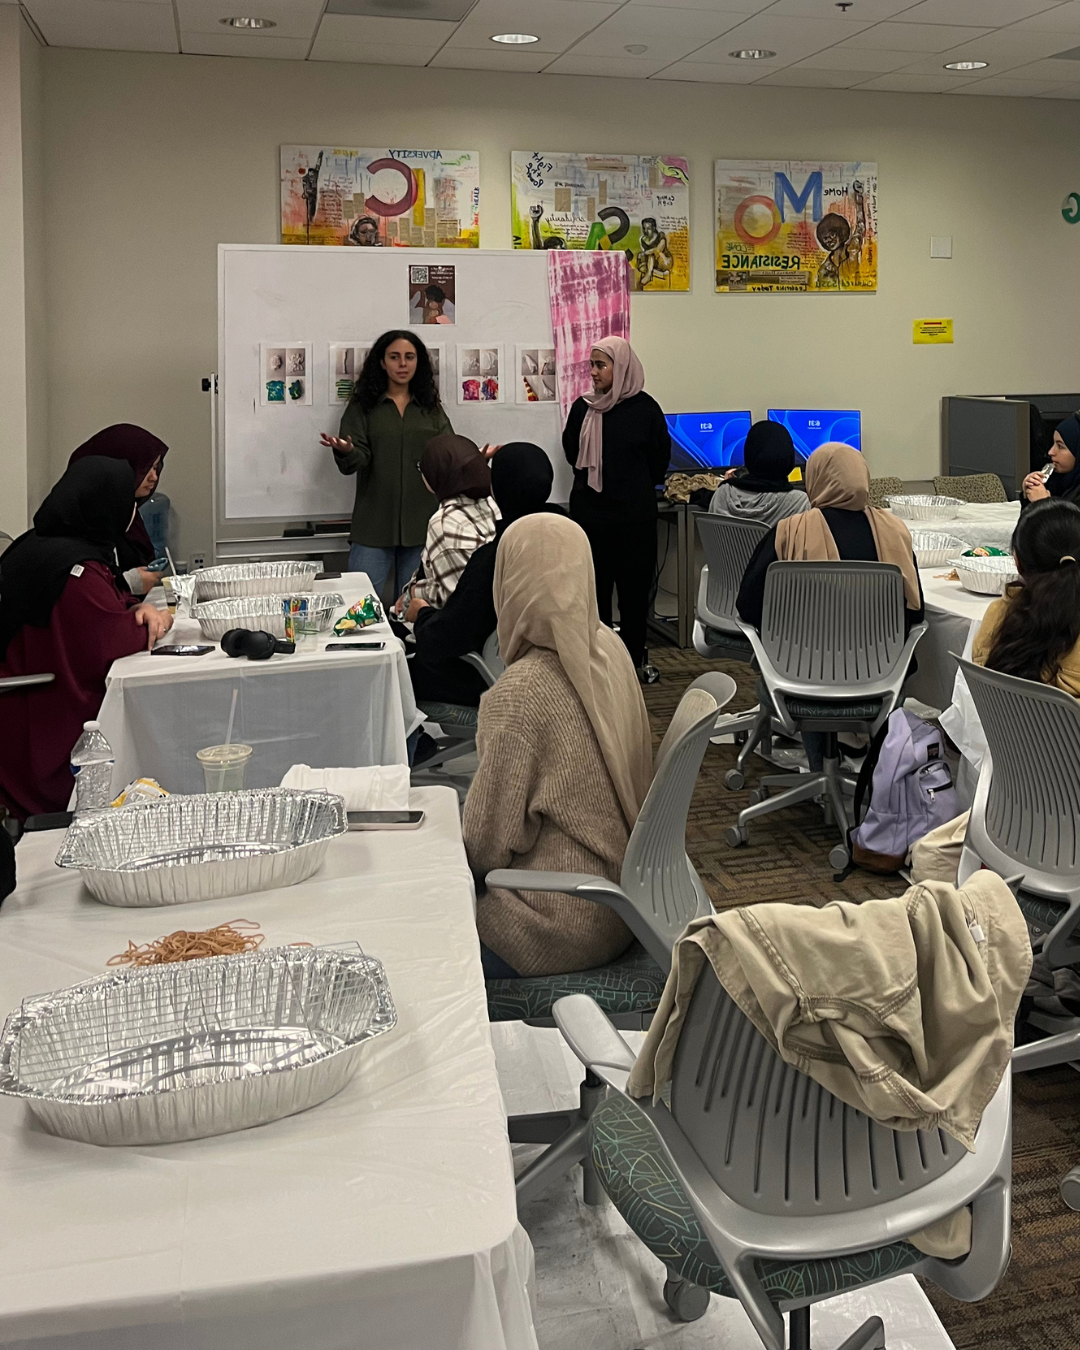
left=463, top=647, right=635, bottom=977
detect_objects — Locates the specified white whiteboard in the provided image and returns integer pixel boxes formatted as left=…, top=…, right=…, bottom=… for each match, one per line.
left=218, top=245, right=567, bottom=521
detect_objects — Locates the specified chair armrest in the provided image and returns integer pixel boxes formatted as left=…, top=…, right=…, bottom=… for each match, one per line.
left=552, top=994, right=636, bottom=1090
left=460, top=651, right=498, bottom=688
left=484, top=869, right=629, bottom=905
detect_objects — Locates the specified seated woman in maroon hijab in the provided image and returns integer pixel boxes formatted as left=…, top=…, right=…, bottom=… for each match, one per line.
left=69, top=423, right=169, bottom=596
left=0, top=457, right=173, bottom=820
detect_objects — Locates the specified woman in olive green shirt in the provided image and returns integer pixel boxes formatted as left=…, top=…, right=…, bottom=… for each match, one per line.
left=320, top=330, right=453, bottom=597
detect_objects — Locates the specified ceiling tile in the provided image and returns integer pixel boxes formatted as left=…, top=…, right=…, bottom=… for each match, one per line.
left=1011, top=2, right=1080, bottom=31
left=543, top=51, right=673, bottom=74
left=950, top=74, right=1074, bottom=94
left=569, top=7, right=746, bottom=60
left=1012, top=54, right=1080, bottom=77
left=428, top=44, right=553, bottom=69
left=441, top=0, right=620, bottom=53
left=25, top=0, right=178, bottom=51
left=690, top=13, right=874, bottom=65
left=766, top=0, right=923, bottom=17
left=313, top=12, right=457, bottom=45
left=1035, top=81, right=1080, bottom=93
left=797, top=45, right=917, bottom=70
left=891, top=0, right=1066, bottom=23
left=898, top=29, right=1079, bottom=74
left=855, top=69, right=977, bottom=89
left=755, top=66, right=876, bottom=85
left=650, top=56, right=769, bottom=78
left=627, top=0, right=772, bottom=11
left=180, top=30, right=312, bottom=56
left=309, top=39, right=441, bottom=63
left=175, top=0, right=323, bottom=41
left=837, top=21, right=992, bottom=51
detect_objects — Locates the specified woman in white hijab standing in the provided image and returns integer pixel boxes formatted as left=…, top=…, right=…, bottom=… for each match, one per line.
left=562, top=336, right=670, bottom=684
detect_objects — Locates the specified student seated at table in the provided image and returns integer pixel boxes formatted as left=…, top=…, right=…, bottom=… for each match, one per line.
left=462, top=514, right=653, bottom=979
left=0, top=458, right=173, bottom=820
left=394, top=434, right=496, bottom=614
left=974, top=498, right=1080, bottom=695
left=737, top=442, right=923, bottom=771
left=708, top=419, right=810, bottom=528
left=1021, top=414, right=1080, bottom=509
left=405, top=442, right=562, bottom=708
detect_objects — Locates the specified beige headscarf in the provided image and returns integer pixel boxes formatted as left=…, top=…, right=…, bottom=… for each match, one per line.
left=494, top=513, right=653, bottom=829
left=576, top=336, right=646, bottom=494
left=775, top=442, right=921, bottom=610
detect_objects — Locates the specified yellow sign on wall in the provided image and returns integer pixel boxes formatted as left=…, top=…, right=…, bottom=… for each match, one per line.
left=913, top=318, right=953, bottom=344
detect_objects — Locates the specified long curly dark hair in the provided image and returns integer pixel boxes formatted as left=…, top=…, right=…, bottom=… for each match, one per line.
left=352, top=330, right=439, bottom=413
left=985, top=498, right=1080, bottom=684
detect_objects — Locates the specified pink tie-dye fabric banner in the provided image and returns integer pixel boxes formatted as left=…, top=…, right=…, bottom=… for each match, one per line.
left=547, top=251, right=631, bottom=427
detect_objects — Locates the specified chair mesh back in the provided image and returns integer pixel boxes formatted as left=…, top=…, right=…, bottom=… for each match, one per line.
left=933, top=474, right=1007, bottom=505
left=868, top=477, right=903, bottom=510
left=669, top=966, right=965, bottom=1217
left=961, top=660, right=1080, bottom=874
left=696, top=516, right=769, bottom=627
left=761, top=562, right=907, bottom=687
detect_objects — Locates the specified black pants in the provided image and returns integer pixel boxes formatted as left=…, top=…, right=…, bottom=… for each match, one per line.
left=578, top=518, right=656, bottom=669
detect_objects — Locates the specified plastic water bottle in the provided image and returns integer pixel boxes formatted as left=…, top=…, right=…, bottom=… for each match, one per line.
left=70, top=721, right=115, bottom=814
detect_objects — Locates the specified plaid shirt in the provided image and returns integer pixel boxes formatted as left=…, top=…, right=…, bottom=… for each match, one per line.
left=402, top=495, right=498, bottom=609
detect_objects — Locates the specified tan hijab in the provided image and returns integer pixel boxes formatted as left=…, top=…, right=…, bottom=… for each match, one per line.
left=494, top=513, right=653, bottom=829
left=577, top=336, right=646, bottom=494
left=775, top=443, right=921, bottom=610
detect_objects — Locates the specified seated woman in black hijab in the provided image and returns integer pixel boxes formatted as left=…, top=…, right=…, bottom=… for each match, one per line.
left=1021, top=413, right=1080, bottom=508
left=708, top=420, right=810, bottom=529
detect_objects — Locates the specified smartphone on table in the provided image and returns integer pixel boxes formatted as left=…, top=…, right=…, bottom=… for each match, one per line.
left=151, top=645, right=214, bottom=657
left=326, top=641, right=385, bottom=651
left=347, top=810, right=425, bottom=831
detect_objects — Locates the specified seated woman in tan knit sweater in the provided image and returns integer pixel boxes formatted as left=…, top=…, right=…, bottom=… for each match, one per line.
left=462, top=513, right=654, bottom=979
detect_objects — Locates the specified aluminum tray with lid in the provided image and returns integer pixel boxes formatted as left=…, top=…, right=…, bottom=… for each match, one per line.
left=192, top=560, right=320, bottom=602
left=190, top=592, right=343, bottom=641
left=948, top=555, right=1020, bottom=596
left=885, top=494, right=965, bottom=522
left=909, top=531, right=968, bottom=567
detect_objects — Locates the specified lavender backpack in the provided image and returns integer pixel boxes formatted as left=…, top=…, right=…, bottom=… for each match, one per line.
left=850, top=709, right=958, bottom=874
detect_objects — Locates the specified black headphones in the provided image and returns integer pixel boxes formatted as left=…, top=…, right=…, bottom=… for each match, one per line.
left=220, top=629, right=296, bottom=661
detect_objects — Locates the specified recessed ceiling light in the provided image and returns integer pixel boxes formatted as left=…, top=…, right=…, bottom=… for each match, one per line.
left=220, top=16, right=277, bottom=28
left=491, top=32, right=539, bottom=43
left=625, top=43, right=648, bottom=55
left=730, top=48, right=776, bottom=59
left=944, top=60, right=988, bottom=70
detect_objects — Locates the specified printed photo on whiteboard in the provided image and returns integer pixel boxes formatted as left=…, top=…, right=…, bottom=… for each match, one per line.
left=329, top=343, right=373, bottom=404
left=457, top=344, right=501, bottom=404
left=426, top=343, right=445, bottom=397
left=261, top=342, right=312, bottom=406
left=516, top=345, right=557, bottom=403
left=408, top=264, right=456, bottom=324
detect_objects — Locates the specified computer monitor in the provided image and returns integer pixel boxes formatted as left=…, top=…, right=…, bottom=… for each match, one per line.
left=767, top=409, right=861, bottom=463
left=665, top=411, right=753, bottom=475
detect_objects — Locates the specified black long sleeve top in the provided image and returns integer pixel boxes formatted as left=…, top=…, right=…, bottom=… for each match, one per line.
left=562, top=391, right=671, bottom=524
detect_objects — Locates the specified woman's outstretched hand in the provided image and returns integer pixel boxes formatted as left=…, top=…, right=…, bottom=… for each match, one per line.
left=320, top=433, right=354, bottom=454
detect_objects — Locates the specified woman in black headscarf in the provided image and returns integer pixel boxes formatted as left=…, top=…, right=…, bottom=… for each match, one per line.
left=1022, top=414, right=1080, bottom=508
left=708, top=420, right=810, bottom=529
left=0, top=458, right=173, bottom=820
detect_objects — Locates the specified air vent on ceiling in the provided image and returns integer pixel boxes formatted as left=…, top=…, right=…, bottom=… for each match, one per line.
left=1051, top=44, right=1080, bottom=61
left=327, top=0, right=476, bottom=20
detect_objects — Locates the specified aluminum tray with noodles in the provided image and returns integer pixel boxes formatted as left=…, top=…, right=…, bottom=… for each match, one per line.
left=190, top=592, right=343, bottom=641
left=885, top=494, right=965, bottom=522
left=909, top=531, right=968, bottom=568
left=55, top=789, right=348, bottom=907
left=0, top=947, right=396, bottom=1145
left=949, top=555, right=1020, bottom=596
left=193, top=560, right=320, bottom=602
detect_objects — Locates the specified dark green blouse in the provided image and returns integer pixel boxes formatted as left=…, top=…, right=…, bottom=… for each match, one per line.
left=335, top=396, right=453, bottom=548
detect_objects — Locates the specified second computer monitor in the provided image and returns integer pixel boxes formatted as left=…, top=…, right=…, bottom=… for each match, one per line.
left=767, top=409, right=862, bottom=463
left=665, top=411, right=752, bottom=474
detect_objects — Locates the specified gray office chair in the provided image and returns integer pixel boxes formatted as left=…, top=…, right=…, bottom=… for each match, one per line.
left=933, top=473, right=1008, bottom=505
left=728, top=561, right=927, bottom=869
left=867, top=476, right=903, bottom=511
left=411, top=631, right=503, bottom=784
left=554, top=967, right=1013, bottom=1350
left=486, top=672, right=736, bottom=1204
left=693, top=514, right=774, bottom=790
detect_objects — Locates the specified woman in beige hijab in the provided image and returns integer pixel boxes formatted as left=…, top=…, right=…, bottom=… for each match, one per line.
left=463, top=513, right=654, bottom=979
left=561, top=336, right=671, bottom=684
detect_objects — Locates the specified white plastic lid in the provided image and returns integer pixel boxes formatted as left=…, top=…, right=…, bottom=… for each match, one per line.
left=83, top=721, right=100, bottom=731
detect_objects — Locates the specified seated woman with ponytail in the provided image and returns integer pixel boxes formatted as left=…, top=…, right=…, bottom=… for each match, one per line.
left=974, top=498, right=1080, bottom=694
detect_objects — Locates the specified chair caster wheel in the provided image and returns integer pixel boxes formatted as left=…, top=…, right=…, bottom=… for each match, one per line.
left=724, top=770, right=745, bottom=791
left=663, top=1277, right=710, bottom=1323
left=748, top=788, right=766, bottom=806
left=1061, top=1167, right=1080, bottom=1211
left=725, top=826, right=749, bottom=847
left=829, top=844, right=851, bottom=870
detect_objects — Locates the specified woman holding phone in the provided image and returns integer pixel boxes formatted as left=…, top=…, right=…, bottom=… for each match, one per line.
left=320, top=330, right=453, bottom=599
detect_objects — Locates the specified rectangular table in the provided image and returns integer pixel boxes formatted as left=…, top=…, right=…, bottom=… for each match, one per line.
left=99, top=574, right=421, bottom=795
left=0, top=787, right=537, bottom=1350
left=931, top=501, right=1020, bottom=552
left=904, top=568, right=995, bottom=713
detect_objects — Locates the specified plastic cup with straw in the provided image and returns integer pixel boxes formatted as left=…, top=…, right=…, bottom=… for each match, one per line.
left=197, top=688, right=252, bottom=792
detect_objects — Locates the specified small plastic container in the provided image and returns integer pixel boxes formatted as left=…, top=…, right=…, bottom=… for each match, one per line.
left=196, top=744, right=252, bottom=793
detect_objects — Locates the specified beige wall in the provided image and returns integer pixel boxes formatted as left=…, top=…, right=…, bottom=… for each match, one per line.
left=20, top=13, right=47, bottom=515
left=39, top=49, right=1080, bottom=560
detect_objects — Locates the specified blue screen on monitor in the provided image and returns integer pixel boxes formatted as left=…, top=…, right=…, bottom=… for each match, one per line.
left=665, top=411, right=753, bottom=474
left=767, top=409, right=861, bottom=462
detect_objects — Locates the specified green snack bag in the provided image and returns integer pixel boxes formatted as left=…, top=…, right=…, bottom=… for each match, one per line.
left=333, top=594, right=383, bottom=636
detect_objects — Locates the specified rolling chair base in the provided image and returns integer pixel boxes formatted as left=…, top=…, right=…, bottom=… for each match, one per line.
left=509, top=1071, right=606, bottom=1205
left=725, top=755, right=857, bottom=868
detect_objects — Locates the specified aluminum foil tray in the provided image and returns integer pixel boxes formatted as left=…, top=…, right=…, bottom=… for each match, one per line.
left=910, top=531, right=968, bottom=568
left=190, top=592, right=343, bottom=640
left=55, top=789, right=348, bottom=907
left=885, top=494, right=965, bottom=522
left=948, top=555, right=1020, bottom=596
left=0, top=947, right=396, bottom=1145
left=193, top=561, right=320, bottom=602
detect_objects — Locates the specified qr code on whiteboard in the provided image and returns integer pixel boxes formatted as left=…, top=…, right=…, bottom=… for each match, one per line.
left=409, top=265, right=430, bottom=284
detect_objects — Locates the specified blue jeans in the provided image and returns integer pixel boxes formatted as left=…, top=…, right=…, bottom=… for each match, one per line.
left=348, top=544, right=423, bottom=601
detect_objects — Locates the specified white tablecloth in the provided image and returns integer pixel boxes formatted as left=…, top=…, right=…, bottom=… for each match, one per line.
left=98, top=575, right=422, bottom=795
left=904, top=567, right=996, bottom=714
left=0, top=787, right=537, bottom=1350
left=937, top=501, right=1021, bottom=551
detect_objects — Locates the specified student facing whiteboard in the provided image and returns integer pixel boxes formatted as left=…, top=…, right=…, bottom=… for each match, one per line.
left=319, top=331, right=452, bottom=597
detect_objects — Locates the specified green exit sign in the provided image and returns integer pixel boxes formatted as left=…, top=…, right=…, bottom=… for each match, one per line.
left=1063, top=193, right=1080, bottom=224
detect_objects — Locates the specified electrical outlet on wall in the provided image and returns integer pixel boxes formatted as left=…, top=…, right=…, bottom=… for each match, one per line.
left=191, top=554, right=206, bottom=571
